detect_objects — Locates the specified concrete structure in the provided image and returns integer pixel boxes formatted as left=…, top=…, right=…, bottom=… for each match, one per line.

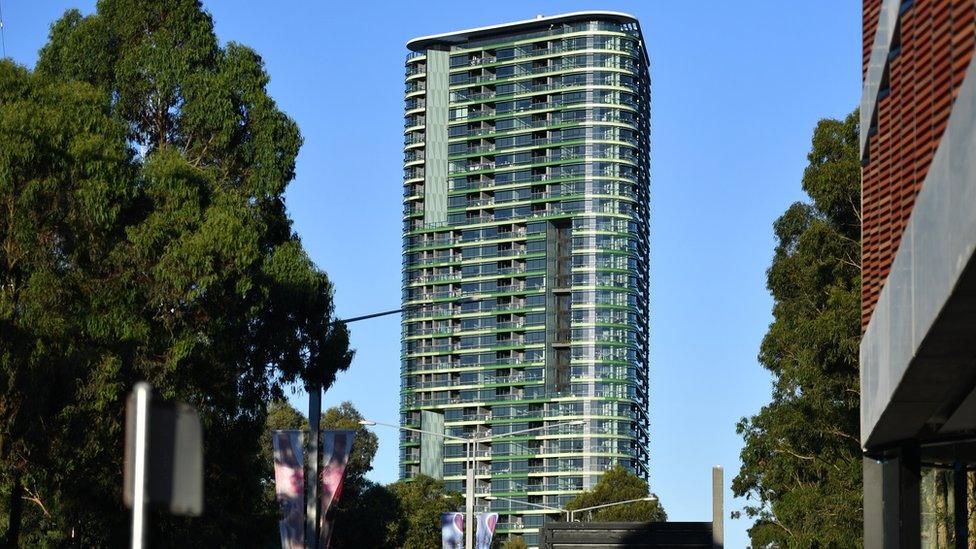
left=400, top=12, right=651, bottom=547
left=860, top=0, right=976, bottom=545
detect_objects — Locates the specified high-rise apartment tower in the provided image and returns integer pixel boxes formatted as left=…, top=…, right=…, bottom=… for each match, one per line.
left=400, top=12, right=651, bottom=546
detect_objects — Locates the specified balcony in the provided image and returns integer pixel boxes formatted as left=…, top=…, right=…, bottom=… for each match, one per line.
left=404, top=133, right=425, bottom=146
left=465, top=55, right=497, bottom=66
left=405, top=97, right=427, bottom=111
left=403, top=168, right=425, bottom=180
left=405, top=116, right=426, bottom=129
left=452, top=78, right=641, bottom=105
left=454, top=144, right=496, bottom=155
left=451, top=108, right=496, bottom=121
left=405, top=81, right=427, bottom=94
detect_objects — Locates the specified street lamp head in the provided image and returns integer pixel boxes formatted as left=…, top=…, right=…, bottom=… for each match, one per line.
left=358, top=420, right=377, bottom=426
left=569, top=420, right=586, bottom=425
left=643, top=496, right=657, bottom=502
left=483, top=496, right=496, bottom=501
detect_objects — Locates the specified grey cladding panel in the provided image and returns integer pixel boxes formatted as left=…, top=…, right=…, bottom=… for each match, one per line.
left=420, top=410, right=444, bottom=479
left=423, top=49, right=449, bottom=225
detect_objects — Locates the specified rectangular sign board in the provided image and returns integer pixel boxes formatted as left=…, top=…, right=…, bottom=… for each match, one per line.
left=124, top=390, right=203, bottom=516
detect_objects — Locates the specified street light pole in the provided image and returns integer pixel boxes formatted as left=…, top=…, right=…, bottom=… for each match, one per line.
left=465, top=440, right=475, bottom=549
left=304, top=305, right=420, bottom=549
left=304, top=383, right=321, bottom=549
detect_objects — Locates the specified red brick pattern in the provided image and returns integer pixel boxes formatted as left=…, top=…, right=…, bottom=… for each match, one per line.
left=861, top=0, right=976, bottom=329
left=865, top=0, right=882, bottom=79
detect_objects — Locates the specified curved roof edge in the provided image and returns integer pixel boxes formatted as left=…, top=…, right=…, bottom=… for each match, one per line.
left=406, top=11, right=642, bottom=53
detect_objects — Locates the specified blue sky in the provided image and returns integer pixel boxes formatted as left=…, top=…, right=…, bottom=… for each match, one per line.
left=5, top=1, right=861, bottom=545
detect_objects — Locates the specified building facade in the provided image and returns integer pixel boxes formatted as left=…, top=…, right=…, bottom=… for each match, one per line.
left=860, top=0, right=976, bottom=546
left=400, top=12, right=651, bottom=546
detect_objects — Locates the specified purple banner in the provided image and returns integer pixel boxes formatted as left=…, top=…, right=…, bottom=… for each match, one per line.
left=441, top=512, right=464, bottom=549
left=476, top=512, right=498, bottom=549
left=272, top=430, right=305, bottom=549
left=318, top=429, right=355, bottom=549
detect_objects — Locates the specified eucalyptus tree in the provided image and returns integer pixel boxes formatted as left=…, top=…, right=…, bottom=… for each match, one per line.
left=733, top=111, right=862, bottom=546
left=1, top=1, right=352, bottom=544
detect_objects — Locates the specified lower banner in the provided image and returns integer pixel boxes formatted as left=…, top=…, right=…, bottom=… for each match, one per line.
left=476, top=512, right=498, bottom=549
left=441, top=512, right=465, bottom=549
left=318, top=429, right=356, bottom=549
left=272, top=430, right=305, bottom=549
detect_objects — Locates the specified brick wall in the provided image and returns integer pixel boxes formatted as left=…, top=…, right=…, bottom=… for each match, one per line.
left=861, top=0, right=975, bottom=328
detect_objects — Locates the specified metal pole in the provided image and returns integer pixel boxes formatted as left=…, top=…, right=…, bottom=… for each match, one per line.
left=465, top=439, right=474, bottom=549
left=712, top=466, right=724, bottom=548
left=305, top=383, right=321, bottom=549
left=131, top=383, right=151, bottom=549
left=339, top=308, right=404, bottom=324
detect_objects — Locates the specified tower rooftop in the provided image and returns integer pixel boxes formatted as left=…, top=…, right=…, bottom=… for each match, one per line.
left=406, top=11, right=641, bottom=52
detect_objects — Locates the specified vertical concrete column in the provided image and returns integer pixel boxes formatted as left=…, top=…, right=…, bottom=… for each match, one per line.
left=863, top=456, right=885, bottom=548
left=712, top=466, right=723, bottom=548
left=882, top=444, right=920, bottom=549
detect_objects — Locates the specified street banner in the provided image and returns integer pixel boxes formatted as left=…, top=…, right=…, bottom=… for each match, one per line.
left=318, top=429, right=356, bottom=549
left=476, top=512, right=498, bottom=549
left=272, top=430, right=305, bottom=549
left=441, top=512, right=464, bottom=549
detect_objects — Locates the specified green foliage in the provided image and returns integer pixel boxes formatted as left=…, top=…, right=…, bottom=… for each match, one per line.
left=320, top=401, right=387, bottom=548
left=732, top=111, right=862, bottom=546
left=387, top=475, right=464, bottom=549
left=500, top=535, right=529, bottom=549
left=329, top=480, right=399, bottom=549
left=565, top=465, right=666, bottom=522
left=321, top=401, right=379, bottom=489
left=0, top=57, right=136, bottom=547
left=1, top=0, right=352, bottom=545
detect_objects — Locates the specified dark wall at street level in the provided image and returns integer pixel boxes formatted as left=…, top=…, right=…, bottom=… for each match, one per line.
left=540, top=522, right=713, bottom=549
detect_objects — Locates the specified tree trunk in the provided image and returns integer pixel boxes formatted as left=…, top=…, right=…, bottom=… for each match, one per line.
left=936, top=471, right=949, bottom=547
left=6, top=470, right=24, bottom=549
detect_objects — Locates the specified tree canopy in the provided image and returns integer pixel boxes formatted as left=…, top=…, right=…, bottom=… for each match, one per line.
left=1, top=1, right=352, bottom=545
left=0, top=58, right=136, bottom=547
left=565, top=465, right=666, bottom=522
left=387, top=475, right=464, bottom=549
left=501, top=535, right=529, bottom=549
left=321, top=401, right=380, bottom=490
left=732, top=111, right=862, bottom=546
